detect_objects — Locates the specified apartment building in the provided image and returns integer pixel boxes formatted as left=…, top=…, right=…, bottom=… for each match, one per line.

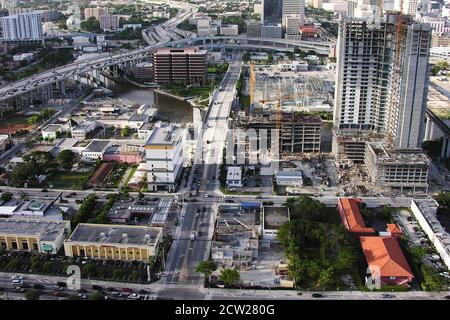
left=84, top=7, right=109, bottom=20
left=152, top=47, right=207, bottom=85
left=145, top=122, right=184, bottom=192
left=1, top=12, right=43, bottom=41
left=284, top=14, right=300, bottom=36
left=99, top=15, right=120, bottom=31
left=196, top=16, right=211, bottom=36
left=64, top=223, right=162, bottom=262
left=282, top=0, right=305, bottom=27
left=263, top=0, right=282, bottom=25
left=0, top=219, right=71, bottom=254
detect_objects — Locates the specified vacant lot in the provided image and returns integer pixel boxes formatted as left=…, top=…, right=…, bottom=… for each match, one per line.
left=47, top=170, right=94, bottom=190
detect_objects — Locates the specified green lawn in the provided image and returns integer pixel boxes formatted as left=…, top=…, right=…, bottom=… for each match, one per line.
left=47, top=171, right=93, bottom=190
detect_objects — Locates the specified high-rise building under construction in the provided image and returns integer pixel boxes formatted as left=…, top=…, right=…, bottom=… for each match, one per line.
left=333, top=12, right=432, bottom=194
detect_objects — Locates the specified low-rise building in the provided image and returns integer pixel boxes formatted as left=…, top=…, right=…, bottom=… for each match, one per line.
left=0, top=219, right=71, bottom=254
left=360, top=236, right=414, bottom=287
left=275, top=170, right=303, bottom=187
left=411, top=199, right=450, bottom=271
left=41, top=124, right=63, bottom=140
left=71, top=121, right=97, bottom=139
left=226, top=166, right=242, bottom=188
left=338, top=198, right=376, bottom=235
left=262, top=206, right=290, bottom=240
left=81, top=139, right=112, bottom=162
left=13, top=52, right=34, bottom=62
left=63, top=223, right=163, bottom=262
left=0, top=198, right=62, bottom=219
left=0, top=134, right=11, bottom=152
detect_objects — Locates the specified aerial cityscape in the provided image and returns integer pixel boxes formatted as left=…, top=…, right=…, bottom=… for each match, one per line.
left=1, top=0, right=450, bottom=308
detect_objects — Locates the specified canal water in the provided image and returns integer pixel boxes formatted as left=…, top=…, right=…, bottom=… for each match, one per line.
left=114, top=84, right=194, bottom=124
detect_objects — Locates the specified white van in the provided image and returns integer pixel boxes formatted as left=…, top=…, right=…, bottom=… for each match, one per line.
left=190, top=231, right=196, bottom=241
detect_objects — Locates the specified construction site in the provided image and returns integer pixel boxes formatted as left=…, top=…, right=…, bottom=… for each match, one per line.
left=234, top=59, right=335, bottom=161
left=211, top=205, right=261, bottom=269
left=331, top=7, right=433, bottom=196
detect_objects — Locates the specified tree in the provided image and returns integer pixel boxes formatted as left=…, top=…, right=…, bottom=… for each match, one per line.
left=219, top=268, right=240, bottom=287
left=316, top=267, right=335, bottom=290
left=56, top=149, right=75, bottom=170
left=83, top=263, right=97, bottom=277
left=42, top=261, right=54, bottom=273
left=131, top=270, right=141, bottom=282
left=435, top=191, right=450, bottom=208
left=30, top=256, right=40, bottom=272
left=27, top=115, right=41, bottom=126
left=25, top=289, right=42, bottom=300
left=112, top=268, right=125, bottom=280
left=421, top=264, right=447, bottom=291
left=1, top=192, right=12, bottom=203
left=121, top=126, right=131, bottom=137
left=195, top=260, right=217, bottom=279
left=81, top=17, right=101, bottom=33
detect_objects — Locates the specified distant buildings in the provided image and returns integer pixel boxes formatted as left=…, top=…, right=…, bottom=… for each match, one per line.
left=247, top=21, right=262, bottom=37
left=263, top=0, right=282, bottom=25
left=151, top=47, right=207, bottom=85
left=145, top=122, right=184, bottom=192
left=196, top=16, right=211, bottom=36
left=99, top=15, right=120, bottom=31
left=63, top=223, right=162, bottom=262
left=282, top=0, right=305, bottom=28
left=84, top=7, right=109, bottom=21
left=220, top=24, right=239, bottom=36
left=261, top=24, right=282, bottom=38
left=1, top=12, right=43, bottom=41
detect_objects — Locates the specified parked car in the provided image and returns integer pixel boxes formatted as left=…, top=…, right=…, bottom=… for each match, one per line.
left=12, top=279, right=23, bottom=286
left=33, top=284, right=45, bottom=290
left=312, top=293, right=323, bottom=298
left=382, top=294, right=395, bottom=299
left=92, top=285, right=103, bottom=291
left=128, top=294, right=141, bottom=300
left=121, top=287, right=133, bottom=293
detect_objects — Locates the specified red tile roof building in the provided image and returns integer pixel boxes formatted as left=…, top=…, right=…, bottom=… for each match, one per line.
left=338, top=198, right=376, bottom=235
left=359, top=236, right=414, bottom=286
left=386, top=224, right=403, bottom=238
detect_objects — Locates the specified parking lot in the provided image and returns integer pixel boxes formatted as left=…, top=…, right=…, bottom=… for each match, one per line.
left=0, top=249, right=156, bottom=285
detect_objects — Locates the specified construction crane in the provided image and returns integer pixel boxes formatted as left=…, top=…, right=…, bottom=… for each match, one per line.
left=248, top=62, right=256, bottom=115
